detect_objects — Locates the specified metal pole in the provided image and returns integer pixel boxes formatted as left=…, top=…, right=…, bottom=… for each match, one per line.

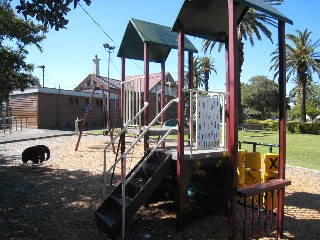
left=103, top=43, right=115, bottom=130
left=42, top=65, right=45, bottom=87
left=107, top=50, right=111, bottom=130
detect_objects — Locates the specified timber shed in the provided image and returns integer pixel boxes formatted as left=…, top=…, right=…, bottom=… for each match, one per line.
left=9, top=87, right=119, bottom=129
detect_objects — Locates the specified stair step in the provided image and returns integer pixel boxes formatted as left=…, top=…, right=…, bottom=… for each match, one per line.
left=111, top=194, right=132, bottom=207
left=129, top=177, right=148, bottom=189
left=143, top=162, right=161, bottom=171
left=95, top=152, right=174, bottom=237
left=96, top=210, right=118, bottom=228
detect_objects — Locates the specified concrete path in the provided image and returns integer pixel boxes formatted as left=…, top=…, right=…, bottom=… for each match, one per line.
left=0, top=129, right=75, bottom=144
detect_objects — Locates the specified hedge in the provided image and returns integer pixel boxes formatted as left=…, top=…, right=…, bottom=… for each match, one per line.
left=243, top=119, right=320, bottom=134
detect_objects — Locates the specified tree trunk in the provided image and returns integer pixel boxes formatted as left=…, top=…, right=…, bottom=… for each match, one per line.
left=204, top=72, right=209, bottom=92
left=298, top=69, right=307, bottom=122
left=238, top=39, right=244, bottom=125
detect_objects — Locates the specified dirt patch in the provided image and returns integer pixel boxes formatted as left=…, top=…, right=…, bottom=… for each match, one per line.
left=0, top=133, right=319, bottom=239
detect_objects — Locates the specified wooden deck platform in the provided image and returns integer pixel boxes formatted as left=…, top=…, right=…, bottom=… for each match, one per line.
left=154, top=145, right=225, bottom=160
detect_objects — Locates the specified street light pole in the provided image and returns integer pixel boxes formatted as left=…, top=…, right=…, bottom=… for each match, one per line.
left=103, top=43, right=115, bottom=130
left=37, top=65, right=45, bottom=87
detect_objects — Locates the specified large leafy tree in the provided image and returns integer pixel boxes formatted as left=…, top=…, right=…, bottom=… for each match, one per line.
left=1, top=0, right=91, bottom=103
left=14, top=0, right=91, bottom=31
left=270, top=29, right=320, bottom=122
left=0, top=1, right=45, bottom=103
left=241, top=75, right=279, bottom=119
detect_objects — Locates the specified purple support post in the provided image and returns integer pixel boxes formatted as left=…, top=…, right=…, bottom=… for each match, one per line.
left=177, top=23, right=185, bottom=230
left=277, top=19, right=286, bottom=239
left=227, top=0, right=239, bottom=239
left=144, top=43, right=150, bottom=152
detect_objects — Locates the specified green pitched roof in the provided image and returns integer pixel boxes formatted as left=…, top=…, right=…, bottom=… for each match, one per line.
left=117, top=18, right=198, bottom=63
left=172, top=0, right=292, bottom=42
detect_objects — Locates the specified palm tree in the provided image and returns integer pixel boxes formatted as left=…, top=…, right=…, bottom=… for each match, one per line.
left=200, top=56, right=217, bottom=91
left=202, top=6, right=278, bottom=76
left=202, top=1, right=282, bottom=124
left=270, top=28, right=320, bottom=122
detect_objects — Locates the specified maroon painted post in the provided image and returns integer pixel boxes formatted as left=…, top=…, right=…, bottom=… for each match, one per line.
left=225, top=44, right=230, bottom=150
left=188, top=52, right=193, bottom=90
left=161, top=60, right=166, bottom=148
left=188, top=51, right=193, bottom=124
left=101, top=86, right=115, bottom=153
left=277, top=19, right=286, bottom=239
left=227, top=0, right=239, bottom=239
left=75, top=84, right=97, bottom=151
left=144, top=43, right=150, bottom=152
left=119, top=55, right=126, bottom=182
left=161, top=60, right=165, bottom=125
left=177, top=23, right=185, bottom=231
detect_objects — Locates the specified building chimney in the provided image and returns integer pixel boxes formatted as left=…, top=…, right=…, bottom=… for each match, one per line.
left=92, top=55, right=101, bottom=76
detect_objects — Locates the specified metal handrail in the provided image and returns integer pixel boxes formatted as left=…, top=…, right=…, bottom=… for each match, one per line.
left=103, top=102, right=149, bottom=198
left=103, top=97, right=179, bottom=198
left=102, top=97, right=179, bottom=239
left=183, top=89, right=229, bottom=153
left=119, top=98, right=179, bottom=240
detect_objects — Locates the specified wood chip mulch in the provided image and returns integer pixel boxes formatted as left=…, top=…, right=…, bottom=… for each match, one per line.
left=0, top=133, right=319, bottom=239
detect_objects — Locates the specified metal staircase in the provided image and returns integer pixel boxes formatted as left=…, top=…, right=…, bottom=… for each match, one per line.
left=95, top=151, right=173, bottom=238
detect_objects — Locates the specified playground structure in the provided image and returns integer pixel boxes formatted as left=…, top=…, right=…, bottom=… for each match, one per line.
left=95, top=1, right=293, bottom=239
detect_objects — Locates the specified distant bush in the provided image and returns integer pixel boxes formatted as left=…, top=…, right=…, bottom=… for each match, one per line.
left=259, top=120, right=279, bottom=131
left=243, top=119, right=320, bottom=134
left=287, top=121, right=320, bottom=134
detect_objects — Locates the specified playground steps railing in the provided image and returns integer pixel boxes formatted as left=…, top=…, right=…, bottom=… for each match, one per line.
left=237, top=179, right=291, bottom=239
left=98, top=98, right=179, bottom=239
left=96, top=151, right=173, bottom=238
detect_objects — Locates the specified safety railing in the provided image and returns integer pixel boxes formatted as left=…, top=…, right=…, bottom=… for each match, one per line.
left=103, top=97, right=179, bottom=240
left=238, top=141, right=279, bottom=153
left=122, top=77, right=143, bottom=129
left=1, top=116, right=29, bottom=134
left=103, top=97, right=179, bottom=197
left=183, top=89, right=228, bottom=153
left=103, top=101, right=149, bottom=198
left=236, top=140, right=290, bottom=239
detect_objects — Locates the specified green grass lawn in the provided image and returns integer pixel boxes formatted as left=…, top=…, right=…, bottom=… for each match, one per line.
left=238, top=131, right=320, bottom=171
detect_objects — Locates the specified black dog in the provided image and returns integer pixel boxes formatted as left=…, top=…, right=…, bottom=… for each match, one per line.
left=22, top=145, right=50, bottom=164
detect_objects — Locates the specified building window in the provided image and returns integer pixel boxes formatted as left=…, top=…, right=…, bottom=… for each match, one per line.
left=96, top=100, right=103, bottom=107
left=85, top=98, right=90, bottom=105
left=69, top=97, right=73, bottom=105
left=74, top=98, right=79, bottom=106
left=87, top=80, right=91, bottom=86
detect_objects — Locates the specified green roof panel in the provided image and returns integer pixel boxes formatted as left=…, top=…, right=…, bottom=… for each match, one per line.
left=117, top=18, right=198, bottom=63
left=172, top=0, right=292, bottom=42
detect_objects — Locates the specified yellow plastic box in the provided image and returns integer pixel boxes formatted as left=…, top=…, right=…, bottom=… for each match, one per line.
left=264, top=153, right=279, bottom=173
left=245, top=152, right=261, bottom=170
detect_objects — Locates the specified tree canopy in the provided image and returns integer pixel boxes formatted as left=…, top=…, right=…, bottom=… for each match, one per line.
left=0, top=1, right=46, bottom=103
left=1, top=0, right=92, bottom=103
left=270, top=28, right=320, bottom=122
left=14, top=0, right=91, bottom=31
left=241, top=75, right=279, bottom=120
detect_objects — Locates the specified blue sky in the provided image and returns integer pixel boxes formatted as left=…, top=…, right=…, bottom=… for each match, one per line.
left=17, top=0, right=320, bottom=93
